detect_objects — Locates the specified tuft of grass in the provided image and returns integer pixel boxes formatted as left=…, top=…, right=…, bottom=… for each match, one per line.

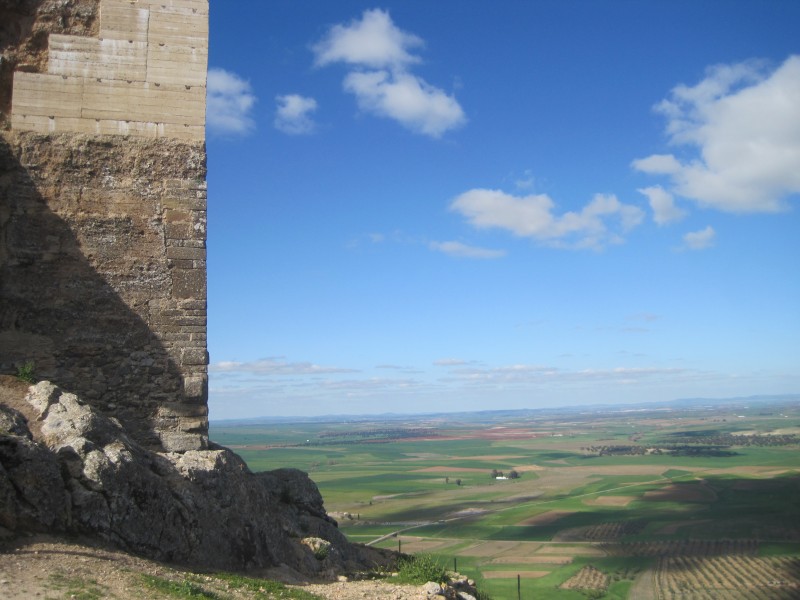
left=395, top=554, right=448, bottom=585
left=140, top=574, right=220, bottom=598
left=46, top=573, right=107, bottom=600
left=16, top=360, right=36, bottom=383
left=215, top=573, right=324, bottom=599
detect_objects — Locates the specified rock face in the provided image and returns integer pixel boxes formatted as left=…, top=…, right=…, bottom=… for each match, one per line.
left=0, top=379, right=394, bottom=575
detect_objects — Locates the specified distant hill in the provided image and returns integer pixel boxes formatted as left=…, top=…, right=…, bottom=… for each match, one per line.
left=211, top=393, right=800, bottom=425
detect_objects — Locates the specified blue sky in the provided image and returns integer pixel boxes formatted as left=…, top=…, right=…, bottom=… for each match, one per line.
left=205, top=1, right=800, bottom=420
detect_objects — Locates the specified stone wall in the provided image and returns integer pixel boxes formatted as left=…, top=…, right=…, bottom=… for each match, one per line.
left=0, top=0, right=209, bottom=452
left=11, top=0, right=207, bottom=140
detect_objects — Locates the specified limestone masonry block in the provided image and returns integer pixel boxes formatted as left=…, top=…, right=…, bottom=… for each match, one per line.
left=48, top=35, right=148, bottom=80
left=11, top=0, right=208, bottom=142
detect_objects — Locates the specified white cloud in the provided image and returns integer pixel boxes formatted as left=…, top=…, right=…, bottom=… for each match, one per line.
left=632, top=154, right=681, bottom=175
left=344, top=70, right=465, bottom=137
left=313, top=8, right=423, bottom=69
left=207, top=68, right=257, bottom=135
left=429, top=240, right=506, bottom=259
left=210, top=357, right=357, bottom=376
left=274, top=94, right=318, bottom=135
left=313, top=9, right=465, bottom=138
left=682, top=226, right=716, bottom=250
left=633, top=55, right=800, bottom=213
left=440, top=363, right=690, bottom=387
left=433, top=358, right=472, bottom=367
left=638, top=185, right=686, bottom=225
left=450, top=189, right=644, bottom=250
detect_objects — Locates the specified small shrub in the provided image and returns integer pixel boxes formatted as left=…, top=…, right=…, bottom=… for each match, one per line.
left=396, top=554, right=448, bottom=585
left=16, top=360, right=36, bottom=383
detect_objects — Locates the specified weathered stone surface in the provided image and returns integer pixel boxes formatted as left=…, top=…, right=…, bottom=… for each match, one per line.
left=0, top=402, right=70, bottom=532
left=0, top=131, right=208, bottom=451
left=0, top=380, right=395, bottom=575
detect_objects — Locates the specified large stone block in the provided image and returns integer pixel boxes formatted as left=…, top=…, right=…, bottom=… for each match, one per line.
left=172, top=267, right=206, bottom=300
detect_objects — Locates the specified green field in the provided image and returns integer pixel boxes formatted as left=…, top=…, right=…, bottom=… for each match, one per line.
left=211, top=397, right=800, bottom=599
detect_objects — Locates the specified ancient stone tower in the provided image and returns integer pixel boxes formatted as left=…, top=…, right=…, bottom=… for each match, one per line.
left=1, top=0, right=210, bottom=452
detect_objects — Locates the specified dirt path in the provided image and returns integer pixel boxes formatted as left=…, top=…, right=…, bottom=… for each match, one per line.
left=627, top=565, right=657, bottom=600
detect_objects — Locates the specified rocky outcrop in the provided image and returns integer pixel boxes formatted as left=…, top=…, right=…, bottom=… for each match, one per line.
left=0, top=378, right=395, bottom=576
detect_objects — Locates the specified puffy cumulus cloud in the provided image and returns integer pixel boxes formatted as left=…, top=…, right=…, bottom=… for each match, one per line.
left=638, top=185, right=686, bottom=225
left=682, top=226, right=716, bottom=250
left=313, top=8, right=423, bottom=69
left=274, top=94, right=318, bottom=135
left=429, top=240, right=506, bottom=259
left=450, top=189, right=644, bottom=250
left=633, top=55, right=800, bottom=213
left=313, top=9, right=465, bottom=138
left=344, top=70, right=465, bottom=137
left=206, top=68, right=257, bottom=135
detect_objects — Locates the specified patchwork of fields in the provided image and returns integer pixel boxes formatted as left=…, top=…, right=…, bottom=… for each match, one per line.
left=212, top=398, right=800, bottom=599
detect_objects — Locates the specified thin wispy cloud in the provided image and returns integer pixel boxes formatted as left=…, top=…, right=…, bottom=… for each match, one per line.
left=633, top=55, right=800, bottom=213
left=312, top=9, right=465, bottom=138
left=433, top=358, right=472, bottom=367
left=210, top=357, right=357, bottom=376
left=628, top=312, right=660, bottom=323
left=429, top=240, right=506, bottom=259
left=440, top=363, right=691, bottom=387
left=514, top=170, right=536, bottom=191
left=682, top=226, right=716, bottom=250
left=274, top=94, right=318, bottom=135
left=450, top=189, right=644, bottom=250
left=207, top=68, right=257, bottom=135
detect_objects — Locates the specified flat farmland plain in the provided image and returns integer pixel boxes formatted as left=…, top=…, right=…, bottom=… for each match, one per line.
left=211, top=397, right=800, bottom=599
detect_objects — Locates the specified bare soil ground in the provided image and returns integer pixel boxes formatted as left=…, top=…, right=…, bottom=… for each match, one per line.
left=456, top=540, right=549, bottom=559
left=0, top=535, right=428, bottom=600
left=491, top=555, right=573, bottom=565
left=482, top=570, right=549, bottom=579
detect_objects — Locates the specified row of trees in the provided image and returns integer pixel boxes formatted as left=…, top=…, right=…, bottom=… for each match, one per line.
left=490, top=469, right=520, bottom=479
